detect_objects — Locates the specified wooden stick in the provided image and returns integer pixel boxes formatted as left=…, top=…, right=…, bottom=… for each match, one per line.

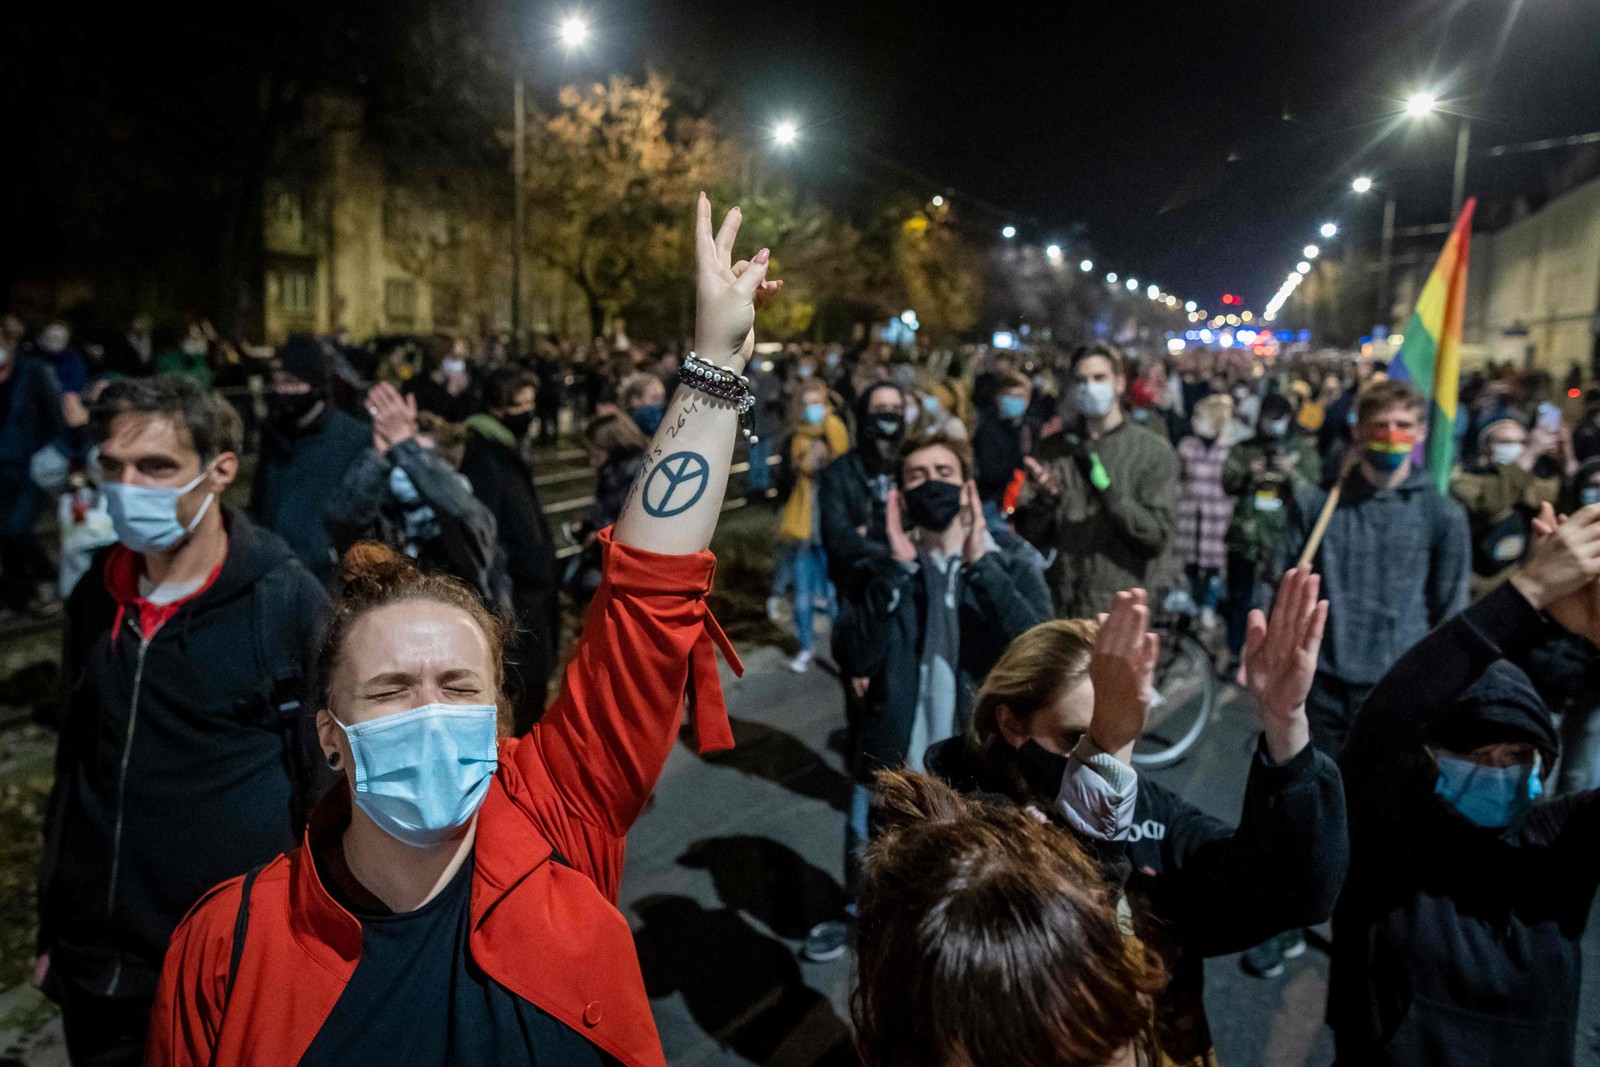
left=1297, top=481, right=1342, bottom=568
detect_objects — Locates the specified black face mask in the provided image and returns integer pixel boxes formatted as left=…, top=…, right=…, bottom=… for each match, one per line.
left=501, top=411, right=535, bottom=440
left=901, top=479, right=963, bottom=531
left=865, top=412, right=903, bottom=440
left=268, top=390, right=321, bottom=430
left=1015, top=739, right=1072, bottom=803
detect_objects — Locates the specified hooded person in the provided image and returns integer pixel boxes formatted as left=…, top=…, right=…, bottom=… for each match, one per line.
left=249, top=335, right=371, bottom=584
left=39, top=375, right=328, bottom=1067
left=1330, top=503, right=1600, bottom=1065
left=817, top=381, right=909, bottom=599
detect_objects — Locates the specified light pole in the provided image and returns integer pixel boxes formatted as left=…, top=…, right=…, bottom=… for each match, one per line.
left=1405, top=90, right=1471, bottom=219
left=1353, top=176, right=1398, bottom=331
left=512, top=14, right=590, bottom=355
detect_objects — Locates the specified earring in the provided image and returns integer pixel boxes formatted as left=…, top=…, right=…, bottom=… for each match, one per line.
left=326, top=751, right=341, bottom=769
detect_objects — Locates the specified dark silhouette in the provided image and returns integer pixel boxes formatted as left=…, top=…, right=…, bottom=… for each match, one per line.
left=678, top=836, right=849, bottom=941
left=631, top=895, right=858, bottom=1066
left=685, top=718, right=852, bottom=814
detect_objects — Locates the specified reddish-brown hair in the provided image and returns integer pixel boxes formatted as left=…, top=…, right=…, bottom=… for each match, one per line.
left=316, top=542, right=510, bottom=728
left=896, top=429, right=975, bottom=485
left=853, top=770, right=1164, bottom=1067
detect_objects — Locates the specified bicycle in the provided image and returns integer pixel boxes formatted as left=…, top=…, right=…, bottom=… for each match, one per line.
left=1131, top=603, right=1219, bottom=769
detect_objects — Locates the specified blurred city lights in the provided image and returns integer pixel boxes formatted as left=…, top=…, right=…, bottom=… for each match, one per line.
left=1001, top=225, right=1017, bottom=239
left=1296, top=261, right=1312, bottom=274
left=1046, top=243, right=1062, bottom=260
left=1126, top=278, right=1139, bottom=291
left=1304, top=244, right=1319, bottom=259
left=1167, top=338, right=1186, bottom=353
left=1240, top=311, right=1253, bottom=323
left=772, top=119, right=799, bottom=146
left=1320, top=222, right=1339, bottom=238
left=931, top=195, right=945, bottom=207
left=1405, top=90, right=1438, bottom=118
left=1080, top=259, right=1093, bottom=273
left=1184, top=300, right=1197, bottom=312
left=1106, top=272, right=1118, bottom=283
left=1351, top=176, right=1374, bottom=193
left=1146, top=284, right=1160, bottom=299
left=558, top=14, right=590, bottom=47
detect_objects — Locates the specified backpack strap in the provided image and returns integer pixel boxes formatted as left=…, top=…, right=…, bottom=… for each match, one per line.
left=225, top=862, right=269, bottom=1005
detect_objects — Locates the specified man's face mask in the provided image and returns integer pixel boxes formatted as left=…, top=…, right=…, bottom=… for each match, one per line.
left=102, top=466, right=217, bottom=555
left=268, top=389, right=320, bottom=427
left=1363, top=427, right=1415, bottom=473
left=999, top=394, right=1029, bottom=420
left=502, top=410, right=536, bottom=440
left=1074, top=381, right=1115, bottom=418
left=1489, top=441, right=1525, bottom=466
left=866, top=410, right=903, bottom=439
left=1262, top=417, right=1290, bottom=437
left=901, top=478, right=963, bottom=531
left=338, top=703, right=500, bottom=847
left=1433, top=751, right=1542, bottom=829
left=631, top=404, right=665, bottom=437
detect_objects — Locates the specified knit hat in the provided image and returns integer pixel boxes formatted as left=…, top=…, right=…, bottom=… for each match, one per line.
left=274, top=334, right=333, bottom=392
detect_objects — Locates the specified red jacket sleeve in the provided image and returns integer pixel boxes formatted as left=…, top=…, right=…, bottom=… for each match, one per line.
left=509, top=527, right=741, bottom=898
left=145, top=878, right=239, bottom=1067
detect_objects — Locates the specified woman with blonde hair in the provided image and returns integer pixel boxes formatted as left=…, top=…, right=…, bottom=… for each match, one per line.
left=775, top=378, right=849, bottom=672
left=926, top=569, right=1348, bottom=1063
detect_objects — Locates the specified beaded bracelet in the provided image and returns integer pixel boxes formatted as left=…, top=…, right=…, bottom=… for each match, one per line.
left=681, top=351, right=759, bottom=444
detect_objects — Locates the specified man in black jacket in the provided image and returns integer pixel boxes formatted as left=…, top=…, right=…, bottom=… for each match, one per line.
left=817, top=382, right=907, bottom=597
left=460, top=366, right=559, bottom=734
left=38, top=376, right=326, bottom=1066
left=249, top=335, right=370, bottom=584
left=802, top=429, right=1050, bottom=962
left=1331, top=502, right=1600, bottom=1066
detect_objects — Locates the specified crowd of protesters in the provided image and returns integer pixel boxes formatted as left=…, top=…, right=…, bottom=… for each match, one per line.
left=7, top=200, right=1600, bottom=1067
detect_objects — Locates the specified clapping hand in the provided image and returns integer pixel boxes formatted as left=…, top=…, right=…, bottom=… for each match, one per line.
left=367, top=382, right=418, bottom=452
left=960, top=480, right=986, bottom=564
left=1242, top=565, right=1327, bottom=763
left=1088, top=589, right=1161, bottom=763
left=1516, top=501, right=1600, bottom=644
left=885, top=488, right=917, bottom=564
left=695, top=193, right=783, bottom=372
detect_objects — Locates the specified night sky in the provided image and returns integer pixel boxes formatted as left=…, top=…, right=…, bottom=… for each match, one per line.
left=590, top=0, right=1600, bottom=309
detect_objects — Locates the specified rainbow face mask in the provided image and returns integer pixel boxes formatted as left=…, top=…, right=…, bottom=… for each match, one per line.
left=1363, top=428, right=1415, bottom=472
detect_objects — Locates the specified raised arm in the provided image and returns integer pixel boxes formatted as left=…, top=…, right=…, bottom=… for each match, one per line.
left=614, top=194, right=779, bottom=555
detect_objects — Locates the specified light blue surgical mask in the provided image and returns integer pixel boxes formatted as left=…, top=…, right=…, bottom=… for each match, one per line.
left=340, top=703, right=499, bottom=847
left=1433, top=751, right=1542, bottom=829
left=102, top=468, right=216, bottom=554
left=1581, top=486, right=1600, bottom=508
left=389, top=465, right=421, bottom=506
left=804, top=402, right=827, bottom=426
left=1000, top=394, right=1029, bottom=420
left=922, top=394, right=942, bottom=415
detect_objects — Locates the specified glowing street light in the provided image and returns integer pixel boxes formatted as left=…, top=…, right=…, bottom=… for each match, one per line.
left=1046, top=243, right=1062, bottom=260
left=931, top=195, right=945, bottom=207
left=1185, top=300, right=1197, bottom=312
left=772, top=119, right=799, bottom=146
left=1351, top=175, right=1374, bottom=194
left=1320, top=222, right=1339, bottom=238
left=1146, top=284, right=1160, bottom=300
left=1001, top=225, right=1017, bottom=239
left=1126, top=278, right=1139, bottom=292
left=558, top=14, right=590, bottom=48
left=1304, top=244, right=1320, bottom=259
left=1106, top=272, right=1118, bottom=283
left=1297, top=261, right=1312, bottom=274
left=1405, top=90, right=1438, bottom=118
left=1080, top=259, right=1093, bottom=272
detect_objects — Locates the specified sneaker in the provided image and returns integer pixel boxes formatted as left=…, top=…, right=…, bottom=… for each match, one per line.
left=801, top=920, right=850, bottom=962
left=766, top=596, right=785, bottom=623
left=788, top=649, right=814, bottom=674
left=1239, top=930, right=1304, bottom=979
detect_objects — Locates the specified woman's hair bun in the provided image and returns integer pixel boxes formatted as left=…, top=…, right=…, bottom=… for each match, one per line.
left=871, top=768, right=969, bottom=835
left=339, top=540, right=418, bottom=593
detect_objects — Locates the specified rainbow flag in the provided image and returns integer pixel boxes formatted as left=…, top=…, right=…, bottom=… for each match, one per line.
left=1388, top=198, right=1476, bottom=491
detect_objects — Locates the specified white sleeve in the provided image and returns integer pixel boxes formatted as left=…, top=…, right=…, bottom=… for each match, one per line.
left=1055, top=735, right=1138, bottom=841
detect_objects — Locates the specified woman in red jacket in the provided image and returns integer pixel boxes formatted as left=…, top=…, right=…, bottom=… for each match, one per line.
left=146, top=195, right=781, bottom=1067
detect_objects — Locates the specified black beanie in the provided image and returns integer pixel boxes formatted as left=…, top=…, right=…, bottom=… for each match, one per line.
left=275, top=335, right=332, bottom=392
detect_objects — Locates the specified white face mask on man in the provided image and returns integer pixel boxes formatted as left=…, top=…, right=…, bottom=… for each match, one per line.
left=1489, top=442, right=1525, bottom=466
left=102, top=467, right=217, bottom=554
left=1074, top=381, right=1116, bottom=418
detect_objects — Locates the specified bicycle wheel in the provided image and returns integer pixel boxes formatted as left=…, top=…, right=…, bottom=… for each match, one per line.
left=1131, top=630, right=1217, bottom=769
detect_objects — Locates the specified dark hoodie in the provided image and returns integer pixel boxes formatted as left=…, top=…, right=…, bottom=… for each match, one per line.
left=39, top=508, right=327, bottom=1001
left=1333, top=580, right=1600, bottom=1065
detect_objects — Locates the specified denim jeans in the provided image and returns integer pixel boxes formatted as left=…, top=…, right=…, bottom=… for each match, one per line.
left=844, top=781, right=871, bottom=912
left=785, top=541, right=834, bottom=653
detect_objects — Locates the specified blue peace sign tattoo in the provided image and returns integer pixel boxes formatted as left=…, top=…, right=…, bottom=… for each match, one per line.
left=641, top=451, right=712, bottom=518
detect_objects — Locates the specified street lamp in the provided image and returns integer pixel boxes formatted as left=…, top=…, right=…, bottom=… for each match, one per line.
left=1080, top=259, right=1093, bottom=272
left=1126, top=278, right=1139, bottom=292
left=931, top=195, right=945, bottom=207
left=1296, top=261, right=1312, bottom=274
left=772, top=119, right=799, bottom=146
left=1351, top=175, right=1374, bottom=193
left=1001, top=225, right=1017, bottom=239
left=1320, top=222, right=1339, bottom=238
left=1405, top=90, right=1437, bottom=118
left=1106, top=271, right=1118, bottom=283
left=1303, top=244, right=1320, bottom=259
left=1045, top=243, right=1062, bottom=260
left=1185, top=300, right=1197, bottom=312
left=1146, top=284, right=1160, bottom=300
left=559, top=14, right=590, bottom=47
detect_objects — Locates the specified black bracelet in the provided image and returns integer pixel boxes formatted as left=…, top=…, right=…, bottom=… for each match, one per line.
left=681, top=352, right=758, bottom=443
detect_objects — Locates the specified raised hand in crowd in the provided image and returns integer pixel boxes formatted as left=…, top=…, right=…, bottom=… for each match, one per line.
left=1516, top=500, right=1600, bottom=643
left=1242, top=565, right=1328, bottom=763
left=1087, top=588, right=1160, bottom=762
left=959, top=480, right=986, bottom=563
left=1022, top=454, right=1058, bottom=496
left=885, top=487, right=917, bottom=564
left=366, top=381, right=418, bottom=452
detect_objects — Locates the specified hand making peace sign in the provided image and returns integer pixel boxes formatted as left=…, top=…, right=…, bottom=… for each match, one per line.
left=694, top=193, right=784, bottom=371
